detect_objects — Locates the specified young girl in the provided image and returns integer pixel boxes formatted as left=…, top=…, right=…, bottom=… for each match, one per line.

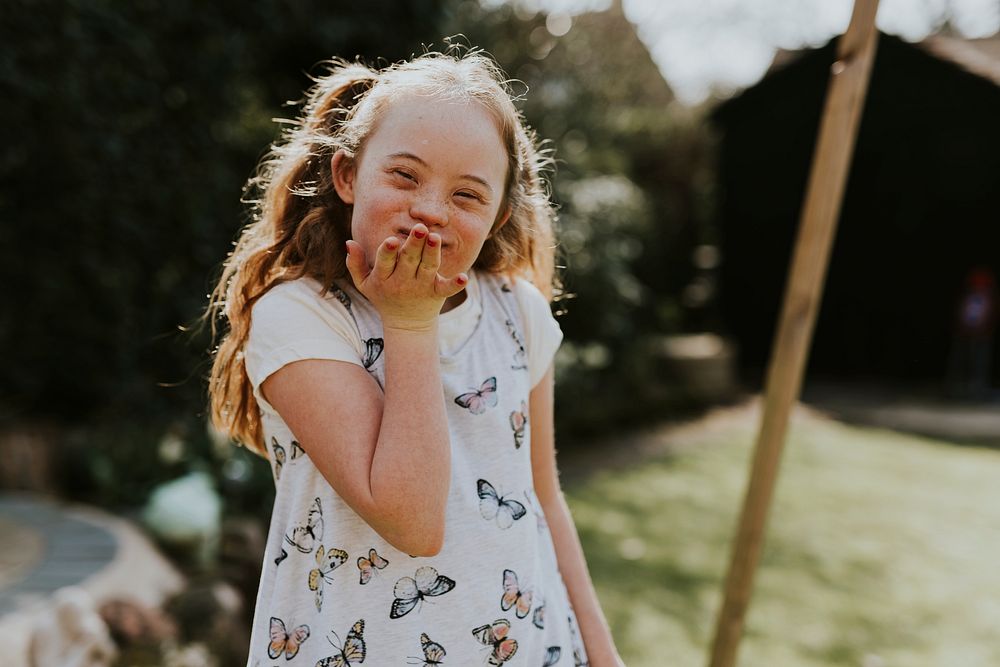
left=207, top=50, right=624, bottom=667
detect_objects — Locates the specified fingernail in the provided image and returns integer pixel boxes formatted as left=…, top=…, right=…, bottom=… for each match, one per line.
left=413, top=228, right=427, bottom=239
left=456, top=274, right=468, bottom=285
left=426, top=235, right=438, bottom=247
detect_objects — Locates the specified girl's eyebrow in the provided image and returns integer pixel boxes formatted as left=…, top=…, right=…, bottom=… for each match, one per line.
left=387, top=151, right=494, bottom=195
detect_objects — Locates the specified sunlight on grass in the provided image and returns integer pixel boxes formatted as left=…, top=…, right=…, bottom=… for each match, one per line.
left=565, top=409, right=1000, bottom=667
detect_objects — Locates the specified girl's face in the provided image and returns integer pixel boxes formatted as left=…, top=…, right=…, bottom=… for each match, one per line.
left=333, top=94, right=511, bottom=281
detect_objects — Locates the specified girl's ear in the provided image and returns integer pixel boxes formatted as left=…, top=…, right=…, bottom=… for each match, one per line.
left=331, top=149, right=356, bottom=205
left=490, top=205, right=512, bottom=237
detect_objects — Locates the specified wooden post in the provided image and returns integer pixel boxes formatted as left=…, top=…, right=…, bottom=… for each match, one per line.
left=707, top=2, right=881, bottom=666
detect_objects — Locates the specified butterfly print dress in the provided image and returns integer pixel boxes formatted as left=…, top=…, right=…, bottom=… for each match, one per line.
left=243, top=273, right=589, bottom=666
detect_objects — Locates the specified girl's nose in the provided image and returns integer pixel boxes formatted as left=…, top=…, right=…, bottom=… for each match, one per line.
left=409, top=193, right=449, bottom=228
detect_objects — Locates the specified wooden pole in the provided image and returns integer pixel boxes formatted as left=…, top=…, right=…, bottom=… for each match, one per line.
left=707, top=2, right=881, bottom=666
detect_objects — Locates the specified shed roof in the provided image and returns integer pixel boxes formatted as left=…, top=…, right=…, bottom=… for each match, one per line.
left=919, top=33, right=1000, bottom=86
left=769, top=31, right=1000, bottom=87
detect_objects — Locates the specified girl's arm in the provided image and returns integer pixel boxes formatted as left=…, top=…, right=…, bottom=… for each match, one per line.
left=262, top=226, right=462, bottom=556
left=531, top=365, right=625, bottom=667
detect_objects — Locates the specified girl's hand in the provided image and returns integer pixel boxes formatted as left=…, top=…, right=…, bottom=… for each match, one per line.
left=345, top=223, right=467, bottom=331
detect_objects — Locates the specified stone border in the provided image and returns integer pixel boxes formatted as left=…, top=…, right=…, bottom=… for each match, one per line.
left=0, top=494, right=185, bottom=667
left=0, top=496, right=117, bottom=615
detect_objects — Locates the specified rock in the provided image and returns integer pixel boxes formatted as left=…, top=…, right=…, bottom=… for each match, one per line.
left=98, top=597, right=178, bottom=647
left=141, top=471, right=221, bottom=567
left=28, top=587, right=117, bottom=667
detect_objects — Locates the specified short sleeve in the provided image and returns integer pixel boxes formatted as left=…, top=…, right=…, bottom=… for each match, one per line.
left=511, top=278, right=563, bottom=388
left=244, top=279, right=364, bottom=410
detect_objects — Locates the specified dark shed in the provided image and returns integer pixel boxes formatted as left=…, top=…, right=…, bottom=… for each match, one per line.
left=711, top=31, right=1000, bottom=387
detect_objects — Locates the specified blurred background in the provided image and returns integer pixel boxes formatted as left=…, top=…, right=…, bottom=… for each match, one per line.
left=2, top=0, right=1000, bottom=665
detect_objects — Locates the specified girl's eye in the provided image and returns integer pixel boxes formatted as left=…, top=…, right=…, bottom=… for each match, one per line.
left=391, top=169, right=416, bottom=182
left=456, top=191, right=484, bottom=202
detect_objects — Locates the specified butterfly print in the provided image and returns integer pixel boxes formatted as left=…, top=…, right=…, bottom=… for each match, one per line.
left=271, top=437, right=284, bottom=479
left=471, top=618, right=518, bottom=666
left=274, top=547, right=289, bottom=568
left=567, top=615, right=588, bottom=666
left=500, top=569, right=533, bottom=619
left=362, top=338, right=384, bottom=369
left=409, top=632, right=446, bottom=666
left=542, top=646, right=562, bottom=666
left=532, top=602, right=545, bottom=629
left=509, top=402, right=528, bottom=449
left=284, top=497, right=323, bottom=553
left=390, top=566, right=456, bottom=619
left=308, top=544, right=349, bottom=611
left=523, top=490, right=549, bottom=534
left=478, top=479, right=527, bottom=530
left=271, top=436, right=304, bottom=480
left=454, top=377, right=498, bottom=415
left=505, top=319, right=528, bottom=371
left=332, top=288, right=352, bottom=311
left=501, top=282, right=513, bottom=293
left=316, top=618, right=365, bottom=667
left=267, top=616, right=310, bottom=660
left=357, top=548, right=389, bottom=585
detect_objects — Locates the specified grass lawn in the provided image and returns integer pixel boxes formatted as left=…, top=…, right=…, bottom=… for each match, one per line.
left=563, top=401, right=1000, bottom=667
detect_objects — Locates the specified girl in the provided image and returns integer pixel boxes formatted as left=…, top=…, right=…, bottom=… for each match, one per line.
left=207, top=50, right=624, bottom=666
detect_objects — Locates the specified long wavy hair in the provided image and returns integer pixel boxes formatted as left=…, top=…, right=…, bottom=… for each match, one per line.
left=205, top=50, right=558, bottom=456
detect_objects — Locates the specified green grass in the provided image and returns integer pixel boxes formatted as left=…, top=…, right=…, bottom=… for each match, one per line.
left=564, top=406, right=1000, bottom=667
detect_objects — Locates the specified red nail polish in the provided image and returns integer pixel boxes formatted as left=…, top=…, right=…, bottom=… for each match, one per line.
left=426, top=236, right=438, bottom=247
left=413, top=228, right=427, bottom=239
left=457, top=274, right=468, bottom=285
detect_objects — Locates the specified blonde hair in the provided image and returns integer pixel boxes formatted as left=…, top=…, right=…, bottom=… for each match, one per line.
left=206, top=50, right=558, bottom=456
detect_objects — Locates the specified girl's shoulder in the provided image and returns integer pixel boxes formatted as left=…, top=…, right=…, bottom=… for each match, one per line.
left=245, top=276, right=364, bottom=394
left=477, top=272, right=549, bottom=313
left=250, top=276, right=361, bottom=336
left=482, top=272, right=562, bottom=387
left=253, top=275, right=346, bottom=313
left=508, top=275, right=549, bottom=311
left=503, top=275, right=556, bottom=333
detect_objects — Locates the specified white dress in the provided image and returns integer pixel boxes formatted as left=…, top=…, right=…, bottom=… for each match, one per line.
left=243, top=271, right=589, bottom=667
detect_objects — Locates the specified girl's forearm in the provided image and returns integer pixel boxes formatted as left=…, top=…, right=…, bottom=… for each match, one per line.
left=368, top=323, right=451, bottom=555
left=543, top=491, right=624, bottom=666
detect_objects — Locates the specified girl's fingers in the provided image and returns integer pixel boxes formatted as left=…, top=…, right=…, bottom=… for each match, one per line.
left=374, top=236, right=400, bottom=281
left=417, top=233, right=442, bottom=277
left=435, top=272, right=469, bottom=299
left=397, top=224, right=427, bottom=275
left=344, top=240, right=369, bottom=286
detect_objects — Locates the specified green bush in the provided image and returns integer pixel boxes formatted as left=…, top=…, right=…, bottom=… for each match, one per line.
left=3, top=1, right=718, bottom=506
left=1, top=0, right=447, bottom=424
left=1, top=0, right=447, bottom=510
left=445, top=2, right=720, bottom=435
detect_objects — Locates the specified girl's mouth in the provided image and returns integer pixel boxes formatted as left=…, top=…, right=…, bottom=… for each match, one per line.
left=396, top=229, right=448, bottom=247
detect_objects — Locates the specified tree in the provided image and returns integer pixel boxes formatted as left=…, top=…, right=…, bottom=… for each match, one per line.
left=444, top=1, right=720, bottom=432
left=0, top=0, right=447, bottom=430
